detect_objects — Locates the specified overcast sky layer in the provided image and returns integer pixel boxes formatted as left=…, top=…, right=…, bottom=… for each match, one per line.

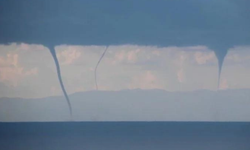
left=0, top=43, right=250, bottom=98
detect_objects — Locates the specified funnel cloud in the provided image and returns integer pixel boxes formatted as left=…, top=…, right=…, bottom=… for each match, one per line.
left=95, top=46, right=109, bottom=90
left=48, top=46, right=72, bottom=118
left=214, top=50, right=228, bottom=89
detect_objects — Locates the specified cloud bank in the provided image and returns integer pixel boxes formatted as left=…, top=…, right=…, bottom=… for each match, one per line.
left=1, top=44, right=250, bottom=98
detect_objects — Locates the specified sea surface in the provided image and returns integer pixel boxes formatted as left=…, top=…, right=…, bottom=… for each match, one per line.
left=0, top=122, right=250, bottom=150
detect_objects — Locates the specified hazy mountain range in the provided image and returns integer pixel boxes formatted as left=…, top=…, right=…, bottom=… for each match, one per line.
left=1, top=89, right=250, bottom=122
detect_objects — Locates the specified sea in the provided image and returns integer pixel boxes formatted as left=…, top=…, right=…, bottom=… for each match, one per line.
left=0, top=122, right=250, bottom=150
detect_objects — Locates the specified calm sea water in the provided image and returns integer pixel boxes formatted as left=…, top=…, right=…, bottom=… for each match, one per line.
left=0, top=122, right=250, bottom=150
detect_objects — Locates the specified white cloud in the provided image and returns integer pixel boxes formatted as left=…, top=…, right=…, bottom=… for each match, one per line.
left=194, top=51, right=216, bottom=65
left=177, top=68, right=185, bottom=83
left=152, top=50, right=160, bottom=56
left=219, top=78, right=229, bottom=90
left=127, top=49, right=141, bottom=63
left=0, top=53, right=38, bottom=87
left=1, top=43, right=250, bottom=98
left=226, top=46, right=250, bottom=63
left=129, top=71, right=163, bottom=89
left=175, top=51, right=187, bottom=83
left=112, top=47, right=141, bottom=64
left=113, top=50, right=126, bottom=63
left=57, top=47, right=81, bottom=65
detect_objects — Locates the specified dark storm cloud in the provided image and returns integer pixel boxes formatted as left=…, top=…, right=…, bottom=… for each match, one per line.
left=1, top=0, right=249, bottom=46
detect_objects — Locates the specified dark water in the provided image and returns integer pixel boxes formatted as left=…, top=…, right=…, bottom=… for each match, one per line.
left=0, top=122, right=250, bottom=150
